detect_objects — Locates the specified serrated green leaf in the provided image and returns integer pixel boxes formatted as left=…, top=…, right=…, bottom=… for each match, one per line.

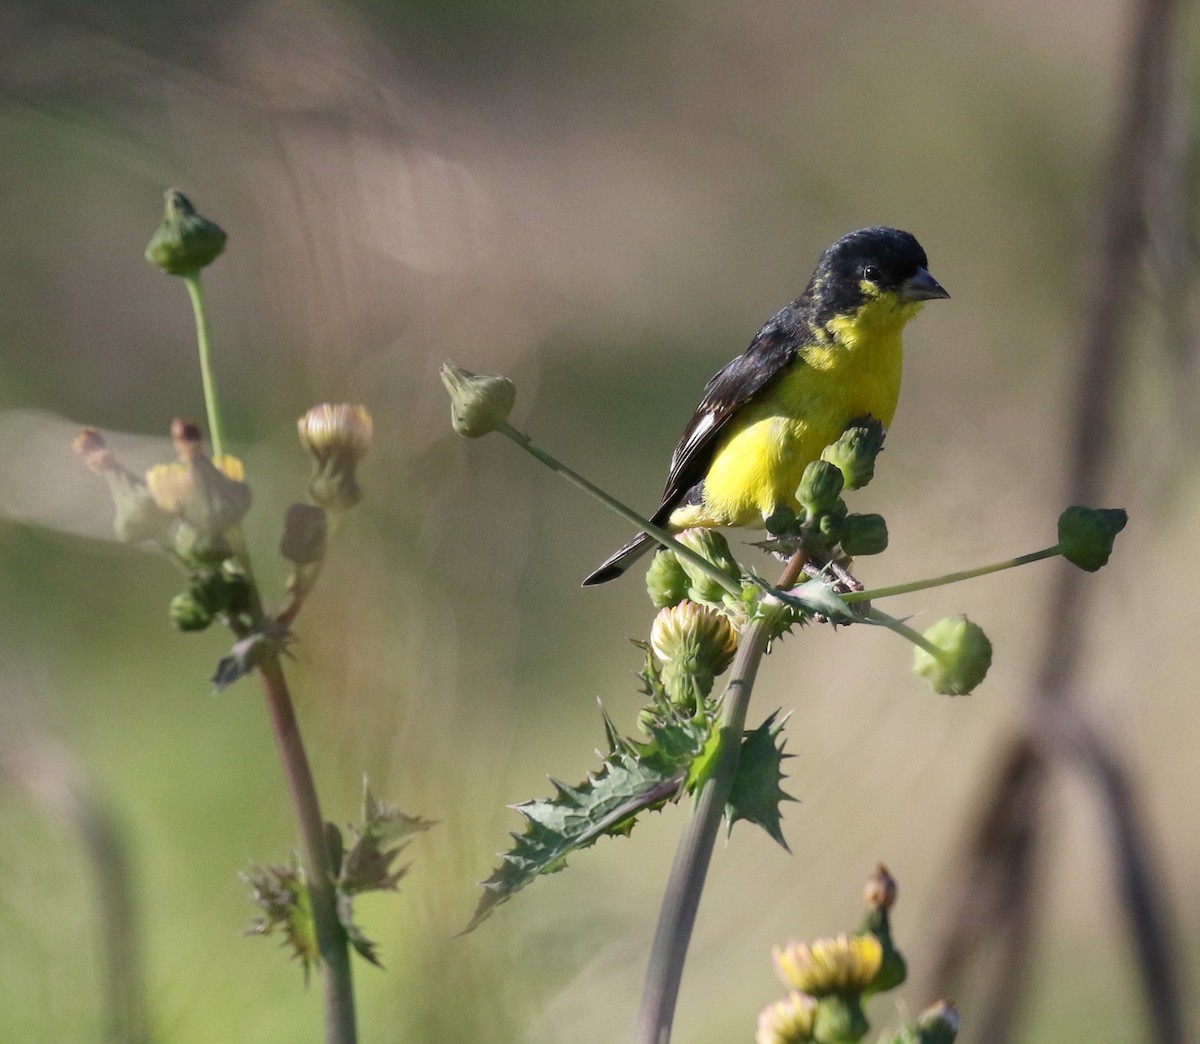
left=464, top=707, right=710, bottom=933
left=726, top=711, right=795, bottom=850
left=242, top=859, right=318, bottom=980
left=685, top=723, right=724, bottom=793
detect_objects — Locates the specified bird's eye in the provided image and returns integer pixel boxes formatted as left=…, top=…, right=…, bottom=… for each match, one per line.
left=862, top=265, right=881, bottom=282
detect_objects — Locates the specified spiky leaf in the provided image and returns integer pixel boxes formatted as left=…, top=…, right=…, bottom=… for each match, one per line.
left=726, top=711, right=795, bottom=849
left=465, top=706, right=710, bottom=932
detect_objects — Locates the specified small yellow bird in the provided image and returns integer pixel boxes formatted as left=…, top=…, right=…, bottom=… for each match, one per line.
left=583, top=226, right=948, bottom=586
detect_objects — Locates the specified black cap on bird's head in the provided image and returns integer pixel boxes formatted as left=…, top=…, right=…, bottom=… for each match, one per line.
left=808, top=226, right=948, bottom=321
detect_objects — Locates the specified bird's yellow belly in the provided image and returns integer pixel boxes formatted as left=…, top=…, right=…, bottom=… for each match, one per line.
left=670, top=332, right=903, bottom=530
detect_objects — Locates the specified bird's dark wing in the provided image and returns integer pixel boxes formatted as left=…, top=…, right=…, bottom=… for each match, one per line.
left=650, top=310, right=810, bottom=523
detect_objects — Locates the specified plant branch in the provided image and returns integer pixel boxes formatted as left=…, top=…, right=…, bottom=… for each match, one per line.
left=184, top=273, right=226, bottom=460
left=496, top=421, right=743, bottom=598
left=258, top=654, right=357, bottom=1044
left=845, top=545, right=1061, bottom=603
left=635, top=550, right=808, bottom=1044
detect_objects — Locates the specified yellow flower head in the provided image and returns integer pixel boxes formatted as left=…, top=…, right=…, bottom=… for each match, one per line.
left=298, top=404, right=373, bottom=511
left=756, top=992, right=816, bottom=1044
left=772, top=933, right=882, bottom=996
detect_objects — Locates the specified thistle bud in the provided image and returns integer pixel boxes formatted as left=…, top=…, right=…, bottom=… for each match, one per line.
left=440, top=362, right=516, bottom=438
left=840, top=513, right=888, bottom=557
left=650, top=600, right=738, bottom=710
left=147, top=421, right=251, bottom=536
left=821, top=418, right=886, bottom=491
left=915, top=1000, right=959, bottom=1044
left=772, top=933, right=883, bottom=997
left=169, top=591, right=213, bottom=632
left=756, top=992, right=817, bottom=1044
left=645, top=548, right=690, bottom=608
left=765, top=506, right=798, bottom=536
left=297, top=404, right=373, bottom=512
left=280, top=503, right=327, bottom=566
left=862, top=865, right=906, bottom=995
left=73, top=427, right=174, bottom=544
left=145, top=189, right=227, bottom=275
left=674, top=528, right=740, bottom=605
left=1057, top=506, right=1128, bottom=572
left=797, top=460, right=844, bottom=518
left=913, top=616, right=992, bottom=696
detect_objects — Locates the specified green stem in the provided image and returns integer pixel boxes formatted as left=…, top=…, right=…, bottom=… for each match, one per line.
left=844, top=545, right=1062, bottom=603
left=635, top=551, right=809, bottom=1044
left=496, top=421, right=742, bottom=598
left=184, top=273, right=226, bottom=460
left=258, top=654, right=357, bottom=1044
left=864, top=607, right=943, bottom=657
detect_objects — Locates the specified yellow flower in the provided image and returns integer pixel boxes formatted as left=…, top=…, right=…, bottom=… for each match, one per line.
left=756, top=992, right=816, bottom=1044
left=772, top=933, right=882, bottom=996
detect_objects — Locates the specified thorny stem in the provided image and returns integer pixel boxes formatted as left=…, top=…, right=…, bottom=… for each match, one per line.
left=258, top=654, right=357, bottom=1044
left=635, top=550, right=809, bottom=1044
left=184, top=273, right=226, bottom=461
left=496, top=422, right=743, bottom=598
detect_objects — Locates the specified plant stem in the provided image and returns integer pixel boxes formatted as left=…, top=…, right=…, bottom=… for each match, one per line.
left=496, top=421, right=743, bottom=598
left=184, top=273, right=227, bottom=460
left=864, top=606, right=943, bottom=657
left=258, top=653, right=357, bottom=1044
left=635, top=551, right=809, bottom=1044
left=844, top=545, right=1062, bottom=603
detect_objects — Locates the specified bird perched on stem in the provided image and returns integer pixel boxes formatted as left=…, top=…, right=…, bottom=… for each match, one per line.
left=582, top=226, right=948, bottom=586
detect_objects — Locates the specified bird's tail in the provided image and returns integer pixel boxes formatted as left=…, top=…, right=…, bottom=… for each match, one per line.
left=581, top=530, right=657, bottom=586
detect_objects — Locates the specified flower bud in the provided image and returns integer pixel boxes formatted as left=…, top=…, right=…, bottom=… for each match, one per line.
left=821, top=418, right=886, bottom=491
left=765, top=506, right=798, bottom=536
left=675, top=528, right=740, bottom=605
left=145, top=189, right=227, bottom=275
left=174, top=523, right=234, bottom=566
left=864, top=864, right=897, bottom=912
left=840, top=513, right=888, bottom=557
left=169, top=591, right=213, bottom=632
left=297, top=404, right=372, bottom=512
left=915, top=999, right=959, bottom=1044
left=73, top=427, right=174, bottom=544
left=280, top=503, right=327, bottom=566
left=913, top=616, right=992, bottom=696
left=1057, top=506, right=1127, bottom=572
left=650, top=600, right=738, bottom=710
left=772, top=933, right=882, bottom=996
left=797, top=459, right=844, bottom=518
left=440, top=362, right=515, bottom=438
left=756, top=992, right=816, bottom=1044
left=645, top=548, right=690, bottom=608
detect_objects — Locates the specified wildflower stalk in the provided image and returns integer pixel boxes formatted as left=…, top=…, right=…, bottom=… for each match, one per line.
left=635, top=549, right=809, bottom=1044
left=494, top=421, right=742, bottom=599
left=844, top=545, right=1062, bottom=603
left=184, top=273, right=226, bottom=461
left=258, top=653, right=357, bottom=1044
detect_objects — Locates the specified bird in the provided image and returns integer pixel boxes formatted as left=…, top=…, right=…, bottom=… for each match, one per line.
left=582, top=226, right=948, bottom=586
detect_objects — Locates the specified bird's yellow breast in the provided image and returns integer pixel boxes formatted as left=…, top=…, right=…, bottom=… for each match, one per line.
left=670, top=296, right=917, bottom=530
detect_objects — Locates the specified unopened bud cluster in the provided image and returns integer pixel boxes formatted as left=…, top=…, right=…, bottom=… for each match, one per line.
left=758, top=867, right=957, bottom=1044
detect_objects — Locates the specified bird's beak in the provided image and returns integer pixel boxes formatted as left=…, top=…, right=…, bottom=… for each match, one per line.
left=901, top=267, right=950, bottom=302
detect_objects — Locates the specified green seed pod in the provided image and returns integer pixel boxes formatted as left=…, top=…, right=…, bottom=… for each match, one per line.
left=169, top=591, right=213, bottom=632
left=673, top=528, right=740, bottom=604
left=840, top=513, right=889, bottom=557
left=913, top=616, right=992, bottom=696
left=797, top=459, right=844, bottom=518
left=145, top=189, right=227, bottom=276
left=645, top=548, right=690, bottom=608
left=1057, top=505, right=1128, bottom=572
left=440, top=362, right=516, bottom=438
left=821, top=418, right=887, bottom=491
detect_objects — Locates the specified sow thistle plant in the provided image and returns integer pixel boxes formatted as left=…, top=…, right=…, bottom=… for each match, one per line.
left=442, top=362, right=1127, bottom=1043
left=73, top=191, right=431, bottom=1044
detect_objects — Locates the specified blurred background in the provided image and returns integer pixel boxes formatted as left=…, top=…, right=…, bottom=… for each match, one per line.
left=0, top=0, right=1197, bottom=1041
